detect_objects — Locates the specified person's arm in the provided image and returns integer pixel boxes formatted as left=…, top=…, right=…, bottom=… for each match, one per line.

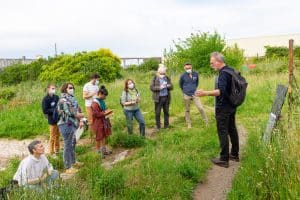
left=150, top=77, right=160, bottom=92
left=83, top=90, right=97, bottom=99
left=167, top=77, right=173, bottom=90
left=42, top=97, right=53, bottom=115
left=179, top=75, right=184, bottom=90
left=121, top=91, right=136, bottom=106
left=91, top=102, right=106, bottom=118
left=195, top=89, right=220, bottom=97
left=196, top=73, right=199, bottom=88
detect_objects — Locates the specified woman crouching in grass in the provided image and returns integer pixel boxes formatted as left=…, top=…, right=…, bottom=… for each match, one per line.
left=91, top=85, right=113, bottom=158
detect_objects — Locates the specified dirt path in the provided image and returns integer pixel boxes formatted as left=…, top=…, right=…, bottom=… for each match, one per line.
left=0, top=136, right=49, bottom=170
left=193, top=124, right=248, bottom=200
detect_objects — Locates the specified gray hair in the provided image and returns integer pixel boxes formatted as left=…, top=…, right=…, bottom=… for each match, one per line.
left=28, top=140, right=41, bottom=154
left=210, top=52, right=225, bottom=63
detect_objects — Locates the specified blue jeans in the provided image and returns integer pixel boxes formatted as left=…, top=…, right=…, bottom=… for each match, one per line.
left=124, top=109, right=145, bottom=136
left=26, top=170, right=59, bottom=191
left=59, top=124, right=76, bottom=169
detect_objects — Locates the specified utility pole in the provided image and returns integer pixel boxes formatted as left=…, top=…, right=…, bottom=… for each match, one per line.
left=55, top=43, right=58, bottom=57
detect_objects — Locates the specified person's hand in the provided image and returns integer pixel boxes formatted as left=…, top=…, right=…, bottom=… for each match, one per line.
left=76, top=112, right=85, bottom=119
left=79, top=120, right=84, bottom=128
left=167, top=84, right=171, bottom=88
left=40, top=172, right=48, bottom=183
left=195, top=89, right=205, bottom=97
left=160, top=85, right=166, bottom=90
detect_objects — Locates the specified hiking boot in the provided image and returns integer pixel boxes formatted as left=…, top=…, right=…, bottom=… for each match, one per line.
left=211, top=158, right=229, bottom=168
left=65, top=167, right=78, bottom=174
left=229, top=155, right=240, bottom=162
left=104, top=149, right=113, bottom=155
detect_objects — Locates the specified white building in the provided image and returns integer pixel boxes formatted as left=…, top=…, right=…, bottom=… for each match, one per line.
left=227, top=33, right=300, bottom=57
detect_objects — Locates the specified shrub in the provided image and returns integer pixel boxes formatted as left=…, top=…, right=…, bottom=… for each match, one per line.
left=39, top=48, right=122, bottom=84
left=0, top=87, right=16, bottom=100
left=164, top=31, right=225, bottom=74
left=265, top=46, right=289, bottom=58
left=139, top=58, right=160, bottom=71
left=223, top=43, right=245, bottom=70
left=0, top=59, right=48, bottom=85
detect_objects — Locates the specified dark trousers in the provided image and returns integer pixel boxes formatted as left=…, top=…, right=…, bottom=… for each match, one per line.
left=215, top=106, right=239, bottom=161
left=155, top=96, right=170, bottom=129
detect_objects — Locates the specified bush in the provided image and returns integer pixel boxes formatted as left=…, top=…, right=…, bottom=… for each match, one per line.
left=265, top=46, right=289, bottom=58
left=0, top=87, right=16, bottom=100
left=164, top=31, right=225, bottom=74
left=39, top=48, right=122, bottom=84
left=223, top=43, right=245, bottom=70
left=0, top=59, right=48, bottom=85
left=139, top=58, right=160, bottom=71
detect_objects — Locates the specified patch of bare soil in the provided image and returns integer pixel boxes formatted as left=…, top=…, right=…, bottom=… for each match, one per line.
left=193, top=125, right=247, bottom=200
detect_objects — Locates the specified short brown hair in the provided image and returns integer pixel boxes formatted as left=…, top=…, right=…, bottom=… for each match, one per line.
left=61, top=82, right=75, bottom=93
left=90, top=73, right=100, bottom=80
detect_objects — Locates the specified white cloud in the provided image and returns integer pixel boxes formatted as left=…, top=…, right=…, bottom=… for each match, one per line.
left=0, top=0, right=299, bottom=58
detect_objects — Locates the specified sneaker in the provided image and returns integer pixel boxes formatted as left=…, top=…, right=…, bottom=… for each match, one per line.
left=229, top=155, right=240, bottom=162
left=97, top=149, right=106, bottom=159
left=104, top=149, right=113, bottom=155
left=72, top=161, right=84, bottom=168
left=211, top=158, right=229, bottom=168
left=65, top=167, right=78, bottom=174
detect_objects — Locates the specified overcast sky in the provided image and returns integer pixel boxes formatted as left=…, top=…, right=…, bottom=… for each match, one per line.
left=0, top=0, right=299, bottom=58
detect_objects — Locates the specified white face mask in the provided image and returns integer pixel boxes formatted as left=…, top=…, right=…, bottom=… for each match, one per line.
left=95, top=80, right=99, bottom=85
left=186, top=69, right=192, bottom=73
left=67, top=89, right=74, bottom=95
left=128, top=83, right=135, bottom=89
left=49, top=89, right=56, bottom=95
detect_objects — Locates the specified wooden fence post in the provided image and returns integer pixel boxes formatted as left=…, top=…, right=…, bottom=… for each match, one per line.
left=288, top=39, right=294, bottom=128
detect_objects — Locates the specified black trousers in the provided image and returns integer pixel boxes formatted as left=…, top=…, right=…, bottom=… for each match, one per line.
left=155, top=96, right=170, bottom=129
left=215, top=106, right=239, bottom=161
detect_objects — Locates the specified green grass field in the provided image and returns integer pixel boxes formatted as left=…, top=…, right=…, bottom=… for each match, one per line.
left=0, top=66, right=299, bottom=199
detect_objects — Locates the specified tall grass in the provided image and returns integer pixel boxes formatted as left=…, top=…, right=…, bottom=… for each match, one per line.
left=228, top=71, right=300, bottom=199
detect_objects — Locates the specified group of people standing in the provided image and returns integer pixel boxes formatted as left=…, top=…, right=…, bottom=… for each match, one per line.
left=11, top=51, right=240, bottom=190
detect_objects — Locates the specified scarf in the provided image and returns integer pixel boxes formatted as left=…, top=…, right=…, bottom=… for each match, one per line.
left=95, top=98, right=106, bottom=111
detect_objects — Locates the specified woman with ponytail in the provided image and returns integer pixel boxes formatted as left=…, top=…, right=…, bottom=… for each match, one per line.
left=91, top=85, right=113, bottom=158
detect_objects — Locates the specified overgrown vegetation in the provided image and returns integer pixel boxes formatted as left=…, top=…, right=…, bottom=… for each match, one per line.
left=0, top=48, right=122, bottom=86
left=39, top=48, right=122, bottom=84
left=164, top=31, right=244, bottom=74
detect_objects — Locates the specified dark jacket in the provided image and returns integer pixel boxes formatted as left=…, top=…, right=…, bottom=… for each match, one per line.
left=150, top=75, right=173, bottom=103
left=179, top=71, right=199, bottom=96
left=42, top=94, right=59, bottom=125
left=216, top=66, right=235, bottom=109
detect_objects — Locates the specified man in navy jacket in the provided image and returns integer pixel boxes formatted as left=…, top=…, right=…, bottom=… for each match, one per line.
left=195, top=52, right=239, bottom=168
left=179, top=63, right=208, bottom=128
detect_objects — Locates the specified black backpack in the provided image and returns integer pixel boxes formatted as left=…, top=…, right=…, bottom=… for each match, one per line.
left=223, top=68, right=248, bottom=107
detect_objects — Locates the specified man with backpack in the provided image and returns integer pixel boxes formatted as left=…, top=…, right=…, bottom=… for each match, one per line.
left=195, top=52, right=247, bottom=168
left=42, top=84, right=60, bottom=158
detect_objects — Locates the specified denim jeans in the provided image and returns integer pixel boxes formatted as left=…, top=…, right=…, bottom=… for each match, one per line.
left=59, top=123, right=76, bottom=169
left=215, top=106, right=239, bottom=161
left=26, top=170, right=59, bottom=191
left=124, top=109, right=145, bottom=136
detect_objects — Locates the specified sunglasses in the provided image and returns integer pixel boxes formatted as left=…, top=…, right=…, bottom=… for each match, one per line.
left=68, top=87, right=74, bottom=89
